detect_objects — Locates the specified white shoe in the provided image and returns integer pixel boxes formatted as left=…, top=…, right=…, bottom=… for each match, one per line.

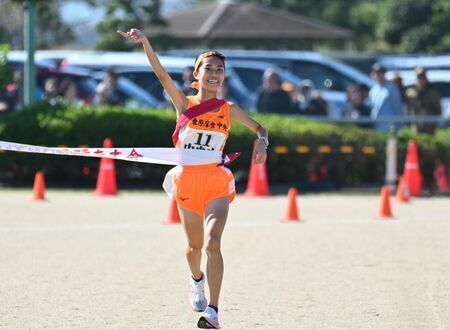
left=197, top=306, right=220, bottom=329
left=190, top=272, right=207, bottom=312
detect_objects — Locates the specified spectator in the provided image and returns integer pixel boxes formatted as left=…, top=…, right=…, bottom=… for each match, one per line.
left=369, top=64, right=404, bottom=132
left=256, top=69, right=292, bottom=114
left=342, top=83, right=372, bottom=127
left=58, top=78, right=82, bottom=105
left=95, top=68, right=125, bottom=105
left=0, top=81, right=16, bottom=113
left=406, top=67, right=442, bottom=134
left=217, top=76, right=229, bottom=100
left=43, top=77, right=60, bottom=104
left=0, top=91, right=13, bottom=113
left=179, top=66, right=197, bottom=96
left=292, top=79, right=328, bottom=116
left=359, top=83, right=370, bottom=102
left=162, top=66, right=199, bottom=108
left=390, top=72, right=407, bottom=104
left=6, top=70, right=24, bottom=110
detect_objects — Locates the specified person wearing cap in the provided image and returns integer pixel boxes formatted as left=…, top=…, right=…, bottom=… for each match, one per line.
left=369, top=64, right=404, bottom=131
left=406, top=67, right=442, bottom=134
left=292, top=79, right=328, bottom=116
left=256, top=68, right=293, bottom=114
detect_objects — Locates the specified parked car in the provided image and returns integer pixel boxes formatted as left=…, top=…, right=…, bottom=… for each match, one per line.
left=327, top=52, right=382, bottom=75
left=386, top=70, right=450, bottom=120
left=7, top=52, right=160, bottom=108
left=378, top=55, right=450, bottom=71
left=226, top=59, right=341, bottom=116
left=167, top=49, right=375, bottom=116
left=91, top=71, right=160, bottom=108
left=55, top=53, right=255, bottom=110
left=6, top=55, right=97, bottom=105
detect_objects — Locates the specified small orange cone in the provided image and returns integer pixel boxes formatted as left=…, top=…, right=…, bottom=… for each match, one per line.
left=32, top=171, right=46, bottom=201
left=396, top=176, right=410, bottom=203
left=402, top=140, right=423, bottom=196
left=434, top=162, right=449, bottom=192
left=244, top=162, right=270, bottom=196
left=283, top=187, right=301, bottom=222
left=165, top=199, right=181, bottom=224
left=244, top=141, right=270, bottom=197
left=378, top=186, right=393, bottom=219
left=94, top=137, right=118, bottom=196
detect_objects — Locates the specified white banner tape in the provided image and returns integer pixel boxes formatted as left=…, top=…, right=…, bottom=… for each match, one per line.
left=0, top=140, right=222, bottom=166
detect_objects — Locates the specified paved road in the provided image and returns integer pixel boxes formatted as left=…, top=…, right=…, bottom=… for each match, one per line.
left=0, top=190, right=449, bottom=329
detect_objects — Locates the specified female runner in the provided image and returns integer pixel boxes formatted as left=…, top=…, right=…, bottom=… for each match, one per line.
left=118, top=28, right=268, bottom=329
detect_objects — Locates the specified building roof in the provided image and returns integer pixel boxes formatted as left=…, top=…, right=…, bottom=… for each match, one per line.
left=145, top=3, right=352, bottom=41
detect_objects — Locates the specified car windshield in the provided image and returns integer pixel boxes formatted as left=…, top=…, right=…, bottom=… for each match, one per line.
left=430, top=82, right=450, bottom=98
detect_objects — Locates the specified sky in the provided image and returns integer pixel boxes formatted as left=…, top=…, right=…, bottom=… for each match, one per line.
left=60, top=0, right=194, bottom=47
left=60, top=0, right=194, bottom=24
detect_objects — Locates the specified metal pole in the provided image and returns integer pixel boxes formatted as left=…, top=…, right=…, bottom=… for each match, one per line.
left=24, top=0, right=36, bottom=106
left=385, top=136, right=397, bottom=191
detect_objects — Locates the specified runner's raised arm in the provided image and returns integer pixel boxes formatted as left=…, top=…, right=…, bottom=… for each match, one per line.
left=117, top=28, right=188, bottom=115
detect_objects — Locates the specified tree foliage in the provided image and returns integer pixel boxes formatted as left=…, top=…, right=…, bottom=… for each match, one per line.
left=91, top=0, right=166, bottom=51
left=231, top=0, right=380, bottom=50
left=380, top=0, right=450, bottom=52
left=202, top=0, right=449, bottom=52
left=0, top=0, right=74, bottom=49
left=0, top=44, right=13, bottom=90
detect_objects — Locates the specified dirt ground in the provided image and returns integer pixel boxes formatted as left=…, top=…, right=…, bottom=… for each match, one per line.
left=0, top=189, right=449, bottom=329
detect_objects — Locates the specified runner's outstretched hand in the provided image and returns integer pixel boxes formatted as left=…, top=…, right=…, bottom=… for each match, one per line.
left=117, top=28, right=147, bottom=43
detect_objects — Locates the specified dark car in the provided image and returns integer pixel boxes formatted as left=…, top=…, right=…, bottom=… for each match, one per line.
left=6, top=58, right=97, bottom=106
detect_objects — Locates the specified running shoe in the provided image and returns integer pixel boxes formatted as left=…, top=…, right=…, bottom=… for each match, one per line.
left=197, top=306, right=220, bottom=329
left=190, top=272, right=207, bottom=312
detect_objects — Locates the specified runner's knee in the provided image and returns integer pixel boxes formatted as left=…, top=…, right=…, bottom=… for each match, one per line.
left=187, top=242, right=203, bottom=254
left=205, top=236, right=221, bottom=255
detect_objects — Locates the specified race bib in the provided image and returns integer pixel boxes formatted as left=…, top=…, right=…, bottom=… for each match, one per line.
left=178, top=128, right=226, bottom=152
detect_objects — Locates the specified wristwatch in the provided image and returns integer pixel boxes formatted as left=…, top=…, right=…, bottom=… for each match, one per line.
left=258, top=136, right=269, bottom=148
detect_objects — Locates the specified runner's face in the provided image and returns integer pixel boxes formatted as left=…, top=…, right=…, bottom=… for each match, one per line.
left=195, top=56, right=225, bottom=92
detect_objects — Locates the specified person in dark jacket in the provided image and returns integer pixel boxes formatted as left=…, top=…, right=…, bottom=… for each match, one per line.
left=256, top=69, right=292, bottom=114
left=406, top=67, right=442, bottom=134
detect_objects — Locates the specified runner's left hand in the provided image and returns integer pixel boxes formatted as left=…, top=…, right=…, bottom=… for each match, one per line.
left=253, top=139, right=267, bottom=164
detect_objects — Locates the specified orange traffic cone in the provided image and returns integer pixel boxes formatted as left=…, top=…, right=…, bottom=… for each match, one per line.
left=244, top=161, right=270, bottom=197
left=434, top=162, right=449, bottom=192
left=282, top=188, right=301, bottom=222
left=165, top=198, right=181, bottom=224
left=402, top=140, right=423, bottom=196
left=32, top=171, right=46, bottom=201
left=244, top=141, right=270, bottom=197
left=244, top=162, right=270, bottom=196
left=396, top=176, right=410, bottom=203
left=378, top=186, right=393, bottom=219
left=94, top=137, right=118, bottom=196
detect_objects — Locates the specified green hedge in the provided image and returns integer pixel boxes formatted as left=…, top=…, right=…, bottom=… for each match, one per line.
left=0, top=101, right=449, bottom=189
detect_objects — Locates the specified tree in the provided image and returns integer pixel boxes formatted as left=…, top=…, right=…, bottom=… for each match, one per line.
left=220, top=0, right=380, bottom=50
left=92, top=0, right=167, bottom=51
left=0, top=0, right=74, bottom=49
left=0, top=44, right=13, bottom=90
left=380, top=0, right=450, bottom=52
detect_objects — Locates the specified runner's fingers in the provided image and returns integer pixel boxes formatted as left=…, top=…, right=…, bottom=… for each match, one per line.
left=253, top=152, right=264, bottom=164
left=252, top=152, right=258, bottom=163
left=117, top=30, right=127, bottom=38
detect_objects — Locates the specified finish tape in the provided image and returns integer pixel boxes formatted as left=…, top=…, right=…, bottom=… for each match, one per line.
left=0, top=140, right=223, bottom=166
